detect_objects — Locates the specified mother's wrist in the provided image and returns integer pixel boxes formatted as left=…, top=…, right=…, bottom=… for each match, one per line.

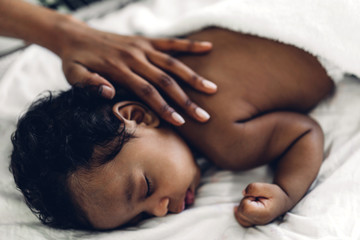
left=45, top=14, right=88, bottom=57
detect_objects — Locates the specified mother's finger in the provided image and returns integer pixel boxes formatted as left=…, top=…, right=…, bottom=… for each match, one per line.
left=62, top=62, right=115, bottom=99
left=151, top=38, right=212, bottom=53
left=123, top=70, right=186, bottom=126
left=133, top=62, right=210, bottom=122
left=147, top=51, right=217, bottom=94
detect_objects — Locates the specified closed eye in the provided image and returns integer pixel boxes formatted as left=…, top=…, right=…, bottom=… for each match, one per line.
left=145, top=176, right=154, bottom=197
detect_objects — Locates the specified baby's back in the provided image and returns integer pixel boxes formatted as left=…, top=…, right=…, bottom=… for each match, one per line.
left=174, top=28, right=333, bottom=167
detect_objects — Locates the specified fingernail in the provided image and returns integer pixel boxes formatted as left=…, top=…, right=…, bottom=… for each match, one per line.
left=202, top=79, right=217, bottom=91
left=99, top=85, right=115, bottom=99
left=195, top=107, right=210, bottom=121
left=171, top=112, right=185, bottom=125
left=199, top=41, right=212, bottom=47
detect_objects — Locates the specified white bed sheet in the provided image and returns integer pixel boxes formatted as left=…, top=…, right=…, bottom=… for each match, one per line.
left=1, top=1, right=360, bottom=239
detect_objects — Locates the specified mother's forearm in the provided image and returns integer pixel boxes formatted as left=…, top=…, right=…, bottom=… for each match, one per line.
left=0, top=0, right=82, bottom=55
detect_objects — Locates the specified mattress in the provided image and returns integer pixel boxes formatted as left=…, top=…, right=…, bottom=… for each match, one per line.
left=1, top=0, right=360, bottom=239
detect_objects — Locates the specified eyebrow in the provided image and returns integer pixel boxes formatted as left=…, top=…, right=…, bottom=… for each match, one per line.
left=125, top=173, right=135, bottom=203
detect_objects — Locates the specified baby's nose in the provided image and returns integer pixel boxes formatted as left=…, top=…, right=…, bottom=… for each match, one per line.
left=151, top=197, right=169, bottom=217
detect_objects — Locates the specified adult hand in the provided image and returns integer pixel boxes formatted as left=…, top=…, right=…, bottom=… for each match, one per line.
left=0, top=0, right=217, bottom=125
left=60, top=20, right=217, bottom=126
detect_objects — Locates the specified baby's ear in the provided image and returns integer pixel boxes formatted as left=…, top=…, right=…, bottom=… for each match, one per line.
left=112, top=101, right=160, bottom=128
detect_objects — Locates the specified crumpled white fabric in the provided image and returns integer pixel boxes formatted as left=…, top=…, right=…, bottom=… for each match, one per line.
left=1, top=0, right=360, bottom=239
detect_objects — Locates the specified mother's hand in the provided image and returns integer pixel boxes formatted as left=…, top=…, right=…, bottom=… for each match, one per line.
left=59, top=21, right=217, bottom=126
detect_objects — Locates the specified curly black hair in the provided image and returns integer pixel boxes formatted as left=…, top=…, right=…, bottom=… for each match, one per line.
left=9, top=87, right=135, bottom=230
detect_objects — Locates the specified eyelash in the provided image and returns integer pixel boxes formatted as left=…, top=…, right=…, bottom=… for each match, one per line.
left=145, top=176, right=154, bottom=197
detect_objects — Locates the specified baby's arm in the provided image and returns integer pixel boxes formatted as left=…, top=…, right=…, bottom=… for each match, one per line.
left=228, top=112, right=324, bottom=227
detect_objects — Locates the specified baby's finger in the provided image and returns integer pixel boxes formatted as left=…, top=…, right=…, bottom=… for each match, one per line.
left=147, top=51, right=217, bottom=94
left=243, top=183, right=271, bottom=197
left=124, top=71, right=186, bottom=126
left=134, top=62, right=210, bottom=123
left=151, top=38, right=212, bottom=53
left=63, top=62, right=115, bottom=99
left=233, top=205, right=254, bottom=227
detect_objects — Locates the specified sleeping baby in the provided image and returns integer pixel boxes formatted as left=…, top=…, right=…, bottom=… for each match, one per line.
left=10, top=28, right=334, bottom=230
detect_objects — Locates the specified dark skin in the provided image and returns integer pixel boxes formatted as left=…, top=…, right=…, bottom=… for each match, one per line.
left=0, top=0, right=217, bottom=126
left=71, top=28, right=334, bottom=229
left=174, top=28, right=333, bottom=226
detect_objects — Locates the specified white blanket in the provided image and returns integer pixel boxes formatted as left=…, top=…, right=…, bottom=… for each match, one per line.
left=1, top=0, right=360, bottom=239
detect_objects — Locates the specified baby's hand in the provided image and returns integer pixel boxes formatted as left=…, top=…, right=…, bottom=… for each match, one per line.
left=234, top=183, right=292, bottom=227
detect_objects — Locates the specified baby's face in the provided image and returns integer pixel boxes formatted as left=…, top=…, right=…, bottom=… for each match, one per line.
left=69, top=124, right=201, bottom=230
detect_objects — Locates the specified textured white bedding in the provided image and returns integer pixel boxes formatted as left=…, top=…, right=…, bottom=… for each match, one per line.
left=1, top=0, right=360, bottom=239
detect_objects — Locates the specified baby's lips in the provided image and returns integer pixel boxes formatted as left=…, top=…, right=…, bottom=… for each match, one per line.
left=185, top=188, right=195, bottom=205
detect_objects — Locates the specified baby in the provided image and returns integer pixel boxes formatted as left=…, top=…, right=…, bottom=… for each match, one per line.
left=10, top=28, right=334, bottom=230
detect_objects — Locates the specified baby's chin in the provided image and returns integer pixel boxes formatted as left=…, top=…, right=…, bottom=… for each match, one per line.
left=186, top=165, right=201, bottom=208
left=185, top=188, right=195, bottom=207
